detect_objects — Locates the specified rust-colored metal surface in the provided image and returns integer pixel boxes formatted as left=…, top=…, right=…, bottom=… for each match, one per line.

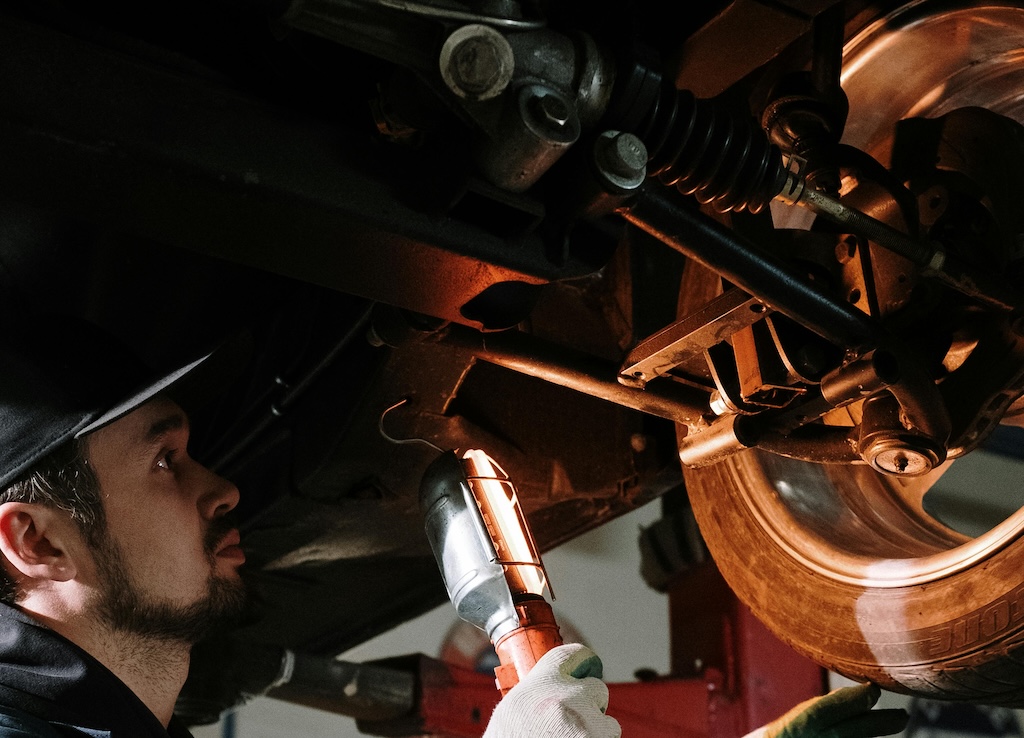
left=842, top=1, right=1024, bottom=163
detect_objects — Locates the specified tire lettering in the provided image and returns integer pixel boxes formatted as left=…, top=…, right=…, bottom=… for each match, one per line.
left=924, top=630, right=951, bottom=658
left=952, top=614, right=979, bottom=648
left=916, top=583, right=1024, bottom=658
left=1012, top=588, right=1024, bottom=624
left=982, top=601, right=1010, bottom=637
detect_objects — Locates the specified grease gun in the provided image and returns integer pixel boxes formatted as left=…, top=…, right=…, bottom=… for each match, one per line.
left=421, top=448, right=562, bottom=695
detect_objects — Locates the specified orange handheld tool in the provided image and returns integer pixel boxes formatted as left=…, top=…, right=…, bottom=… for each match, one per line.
left=421, top=448, right=561, bottom=694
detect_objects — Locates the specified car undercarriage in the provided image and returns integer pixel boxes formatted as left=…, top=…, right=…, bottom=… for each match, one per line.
left=3, top=0, right=1024, bottom=719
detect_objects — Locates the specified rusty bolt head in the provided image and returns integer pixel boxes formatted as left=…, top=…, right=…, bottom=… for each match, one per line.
left=440, top=25, right=514, bottom=101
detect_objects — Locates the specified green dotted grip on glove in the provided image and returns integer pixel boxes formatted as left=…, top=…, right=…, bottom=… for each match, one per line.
left=769, top=684, right=909, bottom=738
left=482, top=643, right=621, bottom=738
left=567, top=653, right=604, bottom=680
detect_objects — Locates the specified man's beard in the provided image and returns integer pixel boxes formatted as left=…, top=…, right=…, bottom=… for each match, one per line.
left=91, top=517, right=247, bottom=644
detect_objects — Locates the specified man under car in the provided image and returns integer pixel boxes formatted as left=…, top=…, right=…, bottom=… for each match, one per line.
left=0, top=315, right=909, bottom=738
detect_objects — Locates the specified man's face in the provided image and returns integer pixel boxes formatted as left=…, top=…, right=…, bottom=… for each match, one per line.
left=82, top=396, right=246, bottom=642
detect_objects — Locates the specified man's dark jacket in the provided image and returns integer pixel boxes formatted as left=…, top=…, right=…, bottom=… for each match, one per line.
left=0, top=603, right=195, bottom=737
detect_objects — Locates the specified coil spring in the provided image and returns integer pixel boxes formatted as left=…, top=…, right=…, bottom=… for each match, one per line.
left=635, top=85, right=788, bottom=214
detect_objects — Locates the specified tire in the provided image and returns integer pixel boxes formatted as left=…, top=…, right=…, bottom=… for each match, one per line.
left=682, top=0, right=1024, bottom=703
left=686, top=452, right=1024, bottom=704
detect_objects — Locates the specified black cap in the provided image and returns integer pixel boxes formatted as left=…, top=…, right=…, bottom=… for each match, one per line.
left=0, top=313, right=214, bottom=490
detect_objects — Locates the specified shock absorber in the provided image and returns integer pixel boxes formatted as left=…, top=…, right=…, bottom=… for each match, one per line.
left=605, top=62, right=788, bottom=214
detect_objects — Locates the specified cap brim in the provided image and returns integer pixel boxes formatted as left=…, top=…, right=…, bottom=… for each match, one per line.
left=74, top=352, right=214, bottom=438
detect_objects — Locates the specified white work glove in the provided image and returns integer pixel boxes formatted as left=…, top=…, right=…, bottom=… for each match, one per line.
left=744, top=684, right=908, bottom=738
left=482, top=643, right=622, bottom=738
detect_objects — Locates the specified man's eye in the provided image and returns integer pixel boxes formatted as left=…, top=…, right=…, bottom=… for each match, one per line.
left=156, top=451, right=176, bottom=470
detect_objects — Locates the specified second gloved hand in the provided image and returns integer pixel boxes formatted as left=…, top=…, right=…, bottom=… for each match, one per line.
left=482, top=643, right=621, bottom=738
left=749, top=683, right=909, bottom=738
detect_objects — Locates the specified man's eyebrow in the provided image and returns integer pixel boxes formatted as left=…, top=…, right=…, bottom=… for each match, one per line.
left=145, top=412, right=188, bottom=443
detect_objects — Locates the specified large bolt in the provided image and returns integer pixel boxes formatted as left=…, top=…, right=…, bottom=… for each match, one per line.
left=440, top=25, right=514, bottom=101
left=594, top=130, right=647, bottom=192
left=601, top=132, right=646, bottom=177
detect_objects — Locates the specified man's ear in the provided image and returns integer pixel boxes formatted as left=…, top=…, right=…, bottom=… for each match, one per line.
left=0, top=502, right=78, bottom=584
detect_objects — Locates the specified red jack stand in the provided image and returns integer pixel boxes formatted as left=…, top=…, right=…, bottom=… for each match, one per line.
left=609, top=562, right=826, bottom=738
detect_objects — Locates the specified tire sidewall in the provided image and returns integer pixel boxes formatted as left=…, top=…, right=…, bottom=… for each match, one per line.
left=687, top=451, right=1024, bottom=703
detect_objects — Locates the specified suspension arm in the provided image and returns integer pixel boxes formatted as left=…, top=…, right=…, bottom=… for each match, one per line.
left=620, top=186, right=879, bottom=350
left=371, top=315, right=710, bottom=426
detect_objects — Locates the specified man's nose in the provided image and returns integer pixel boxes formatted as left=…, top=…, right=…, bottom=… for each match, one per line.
left=198, top=463, right=241, bottom=519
